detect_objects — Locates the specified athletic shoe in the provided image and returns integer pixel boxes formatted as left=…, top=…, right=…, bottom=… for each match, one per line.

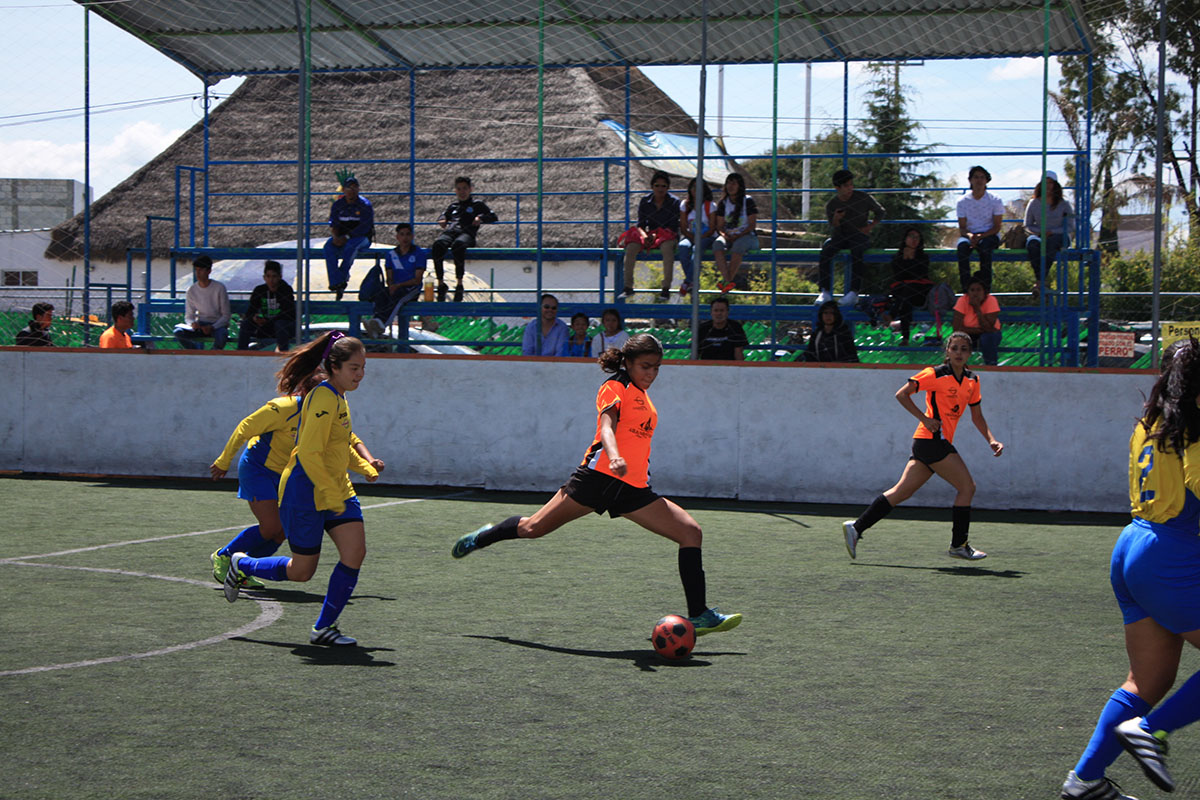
left=656, top=290, right=671, bottom=303
left=222, top=551, right=249, bottom=603
left=211, top=549, right=231, bottom=583
left=364, top=317, right=385, bottom=339
left=331, top=282, right=347, bottom=302
left=678, top=280, right=692, bottom=297
left=453, top=285, right=464, bottom=303
left=617, top=286, right=636, bottom=301
left=1116, top=717, right=1174, bottom=792
left=688, top=607, right=743, bottom=636
left=947, top=543, right=987, bottom=560
left=310, top=625, right=357, bottom=646
left=815, top=289, right=833, bottom=305
left=436, top=283, right=449, bottom=302
left=839, top=290, right=859, bottom=307
left=452, top=525, right=490, bottom=559
left=842, top=520, right=859, bottom=560
left=1060, top=770, right=1139, bottom=800
left=211, top=549, right=264, bottom=588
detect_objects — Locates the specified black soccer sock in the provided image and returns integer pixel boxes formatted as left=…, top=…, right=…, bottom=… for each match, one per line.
left=951, top=505, right=971, bottom=548
left=476, top=515, right=522, bottom=549
left=854, top=493, right=894, bottom=535
left=678, top=547, right=707, bottom=618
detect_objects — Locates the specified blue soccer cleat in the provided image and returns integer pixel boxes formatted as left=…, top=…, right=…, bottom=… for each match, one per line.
left=688, top=607, right=743, bottom=636
left=451, top=525, right=490, bottom=559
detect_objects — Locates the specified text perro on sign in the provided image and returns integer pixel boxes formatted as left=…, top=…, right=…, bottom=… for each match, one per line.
left=1097, top=332, right=1135, bottom=359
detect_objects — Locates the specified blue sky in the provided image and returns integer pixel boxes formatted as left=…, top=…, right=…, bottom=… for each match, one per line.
left=0, top=0, right=1179, bottom=226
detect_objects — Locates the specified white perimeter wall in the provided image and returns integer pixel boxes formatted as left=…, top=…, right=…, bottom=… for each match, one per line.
left=0, top=349, right=1149, bottom=513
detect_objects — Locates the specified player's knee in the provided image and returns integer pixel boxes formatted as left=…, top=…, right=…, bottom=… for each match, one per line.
left=519, top=518, right=549, bottom=539
left=288, top=562, right=317, bottom=582
left=678, top=521, right=702, bottom=548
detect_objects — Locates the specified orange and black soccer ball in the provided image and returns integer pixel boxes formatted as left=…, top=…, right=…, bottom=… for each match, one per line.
left=651, top=614, right=696, bottom=660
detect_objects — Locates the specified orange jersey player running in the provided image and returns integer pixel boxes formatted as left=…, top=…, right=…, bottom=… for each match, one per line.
left=449, top=333, right=742, bottom=637
left=842, top=331, right=1004, bottom=561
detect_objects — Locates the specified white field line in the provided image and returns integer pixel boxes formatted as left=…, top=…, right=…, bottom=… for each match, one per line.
left=0, top=562, right=283, bottom=677
left=0, top=491, right=471, bottom=563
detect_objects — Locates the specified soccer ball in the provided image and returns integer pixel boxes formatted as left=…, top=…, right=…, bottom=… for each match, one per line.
left=651, top=614, right=695, bottom=660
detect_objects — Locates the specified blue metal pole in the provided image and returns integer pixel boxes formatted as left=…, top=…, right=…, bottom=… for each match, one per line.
left=83, top=6, right=92, bottom=345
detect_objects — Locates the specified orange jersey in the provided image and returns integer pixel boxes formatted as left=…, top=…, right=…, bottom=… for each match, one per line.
left=98, top=325, right=132, bottom=349
left=581, top=372, right=657, bottom=488
left=910, top=364, right=980, bottom=443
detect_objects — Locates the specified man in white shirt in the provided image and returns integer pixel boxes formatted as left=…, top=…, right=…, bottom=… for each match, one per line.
left=174, top=256, right=231, bottom=350
left=955, top=165, right=1005, bottom=292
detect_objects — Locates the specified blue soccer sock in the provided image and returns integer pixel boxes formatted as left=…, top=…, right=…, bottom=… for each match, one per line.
left=1145, top=669, right=1200, bottom=735
left=218, top=525, right=267, bottom=558
left=236, top=555, right=291, bottom=582
left=1074, top=687, right=1151, bottom=780
left=247, top=536, right=283, bottom=558
left=314, top=562, right=360, bottom=631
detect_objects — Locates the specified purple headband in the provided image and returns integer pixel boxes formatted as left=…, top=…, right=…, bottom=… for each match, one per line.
left=322, top=331, right=346, bottom=362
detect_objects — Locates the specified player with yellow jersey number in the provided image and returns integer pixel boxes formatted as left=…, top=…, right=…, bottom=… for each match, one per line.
left=222, top=332, right=378, bottom=647
left=450, top=334, right=742, bottom=637
left=208, top=379, right=382, bottom=588
left=1060, top=338, right=1200, bottom=800
left=842, top=331, right=1003, bottom=561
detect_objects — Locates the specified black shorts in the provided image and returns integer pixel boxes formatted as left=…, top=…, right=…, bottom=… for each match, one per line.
left=562, top=466, right=660, bottom=519
left=909, top=437, right=958, bottom=467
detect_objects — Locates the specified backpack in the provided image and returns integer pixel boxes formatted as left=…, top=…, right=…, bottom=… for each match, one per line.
left=357, top=264, right=384, bottom=302
left=925, top=282, right=955, bottom=315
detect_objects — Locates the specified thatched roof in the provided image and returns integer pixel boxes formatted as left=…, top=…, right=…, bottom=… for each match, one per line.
left=48, top=67, right=765, bottom=263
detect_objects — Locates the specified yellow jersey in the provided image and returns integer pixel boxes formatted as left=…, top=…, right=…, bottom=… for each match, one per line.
left=1129, top=422, right=1200, bottom=532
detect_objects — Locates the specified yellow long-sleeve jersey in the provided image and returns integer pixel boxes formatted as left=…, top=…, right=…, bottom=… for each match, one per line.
left=279, top=382, right=371, bottom=512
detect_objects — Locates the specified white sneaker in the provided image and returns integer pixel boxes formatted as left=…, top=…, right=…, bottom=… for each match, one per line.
left=1060, top=770, right=1139, bottom=800
left=839, top=290, right=859, bottom=307
left=364, top=317, right=385, bottom=338
left=947, top=543, right=987, bottom=560
left=842, top=520, right=859, bottom=560
left=310, top=625, right=357, bottom=646
left=815, top=289, right=833, bottom=305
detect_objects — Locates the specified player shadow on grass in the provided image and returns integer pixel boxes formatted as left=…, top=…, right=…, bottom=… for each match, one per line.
left=236, top=588, right=398, bottom=605
left=465, top=634, right=744, bottom=672
left=851, top=562, right=1026, bottom=579
left=231, top=635, right=398, bottom=666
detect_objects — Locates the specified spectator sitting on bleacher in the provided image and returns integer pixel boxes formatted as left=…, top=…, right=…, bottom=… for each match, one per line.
left=237, top=260, right=295, bottom=352
left=817, top=169, right=883, bottom=309
left=566, top=313, right=592, bottom=357
left=956, top=165, right=1004, bottom=292
left=174, top=256, right=230, bottom=350
left=953, top=272, right=1002, bottom=366
left=677, top=177, right=715, bottom=299
left=323, top=175, right=374, bottom=301
left=365, top=223, right=426, bottom=339
left=618, top=170, right=681, bottom=302
left=697, top=295, right=747, bottom=361
left=804, top=299, right=860, bottom=363
left=15, top=302, right=54, bottom=347
left=885, top=227, right=934, bottom=347
left=590, top=308, right=629, bottom=357
left=1024, top=171, right=1075, bottom=301
left=432, top=176, right=497, bottom=303
left=713, top=172, right=760, bottom=294
left=522, top=293, right=570, bottom=356
left=99, top=300, right=136, bottom=349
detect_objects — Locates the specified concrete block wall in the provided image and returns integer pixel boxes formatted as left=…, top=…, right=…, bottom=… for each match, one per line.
left=0, top=349, right=1150, bottom=513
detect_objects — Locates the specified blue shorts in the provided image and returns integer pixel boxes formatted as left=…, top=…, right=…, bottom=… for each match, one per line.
left=1111, top=519, right=1200, bottom=633
left=281, top=496, right=363, bottom=555
left=237, top=456, right=281, bottom=503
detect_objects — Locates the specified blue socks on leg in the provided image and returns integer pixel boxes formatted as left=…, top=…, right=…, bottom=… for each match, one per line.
left=236, top=555, right=291, bottom=582
left=1074, top=687, right=1151, bottom=780
left=314, top=562, right=360, bottom=631
left=218, top=525, right=266, bottom=558
left=1146, top=669, right=1200, bottom=735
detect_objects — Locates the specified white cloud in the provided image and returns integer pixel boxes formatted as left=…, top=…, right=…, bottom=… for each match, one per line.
left=988, top=57, right=1056, bottom=82
left=0, top=120, right=183, bottom=197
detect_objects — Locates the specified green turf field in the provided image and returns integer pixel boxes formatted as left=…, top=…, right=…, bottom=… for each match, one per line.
left=0, top=475, right=1194, bottom=799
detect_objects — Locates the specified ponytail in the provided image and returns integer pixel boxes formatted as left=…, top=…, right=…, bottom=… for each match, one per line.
left=276, top=331, right=364, bottom=395
left=599, top=332, right=663, bottom=374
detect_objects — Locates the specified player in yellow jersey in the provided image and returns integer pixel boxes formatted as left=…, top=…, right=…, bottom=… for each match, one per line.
left=450, top=334, right=742, bottom=637
left=1060, top=338, right=1200, bottom=799
left=842, top=331, right=1003, bottom=561
left=223, top=332, right=377, bottom=646
left=207, top=365, right=383, bottom=589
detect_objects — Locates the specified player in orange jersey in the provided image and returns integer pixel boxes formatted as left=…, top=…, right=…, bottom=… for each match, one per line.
left=450, top=333, right=742, bottom=637
left=842, top=331, right=1004, bottom=561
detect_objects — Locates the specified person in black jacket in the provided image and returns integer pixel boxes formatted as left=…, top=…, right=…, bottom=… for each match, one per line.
left=237, top=260, right=296, bottom=351
left=15, top=302, right=54, bottom=347
left=431, top=176, right=498, bottom=302
left=804, top=300, right=859, bottom=363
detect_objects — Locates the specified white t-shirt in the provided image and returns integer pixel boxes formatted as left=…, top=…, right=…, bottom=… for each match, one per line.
left=684, top=200, right=714, bottom=239
left=590, top=329, right=630, bottom=358
left=956, top=191, right=1005, bottom=234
